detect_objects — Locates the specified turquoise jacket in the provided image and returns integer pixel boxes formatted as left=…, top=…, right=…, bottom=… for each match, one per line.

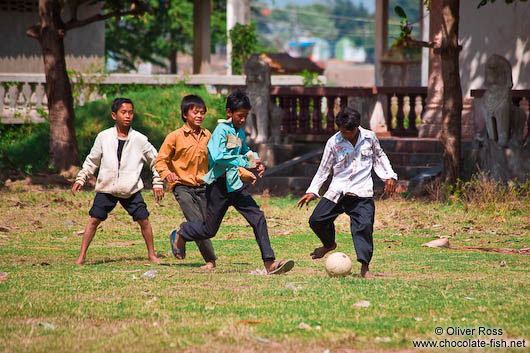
left=202, top=121, right=259, bottom=192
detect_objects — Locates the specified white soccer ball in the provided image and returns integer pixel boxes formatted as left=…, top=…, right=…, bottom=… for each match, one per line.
left=325, top=252, right=352, bottom=277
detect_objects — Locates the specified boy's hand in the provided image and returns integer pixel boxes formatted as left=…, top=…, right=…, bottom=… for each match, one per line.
left=71, top=182, right=83, bottom=196
left=384, top=179, right=396, bottom=197
left=165, top=173, right=179, bottom=183
left=297, top=193, right=317, bottom=209
left=256, top=164, right=265, bottom=178
left=153, top=187, right=164, bottom=201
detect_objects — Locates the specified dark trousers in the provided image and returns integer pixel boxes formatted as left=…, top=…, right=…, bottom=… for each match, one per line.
left=173, top=185, right=217, bottom=263
left=179, top=178, right=275, bottom=261
left=309, top=195, right=375, bottom=264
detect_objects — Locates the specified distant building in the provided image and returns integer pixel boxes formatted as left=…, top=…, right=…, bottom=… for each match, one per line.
left=259, top=53, right=324, bottom=75
left=335, top=37, right=367, bottom=62
left=0, top=1, right=104, bottom=73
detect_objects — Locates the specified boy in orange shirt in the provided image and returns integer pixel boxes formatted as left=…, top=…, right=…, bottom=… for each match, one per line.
left=155, top=95, right=217, bottom=269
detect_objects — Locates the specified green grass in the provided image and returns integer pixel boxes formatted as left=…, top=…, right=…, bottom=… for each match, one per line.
left=0, top=189, right=529, bottom=352
left=0, top=85, right=226, bottom=176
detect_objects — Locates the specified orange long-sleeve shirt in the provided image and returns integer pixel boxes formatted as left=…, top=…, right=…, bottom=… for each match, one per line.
left=155, top=125, right=211, bottom=190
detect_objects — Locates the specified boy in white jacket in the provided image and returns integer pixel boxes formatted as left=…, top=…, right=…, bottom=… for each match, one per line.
left=72, top=98, right=164, bottom=265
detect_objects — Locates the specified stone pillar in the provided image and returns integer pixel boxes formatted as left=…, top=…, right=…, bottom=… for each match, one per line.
left=245, top=54, right=271, bottom=143
left=418, top=0, right=443, bottom=138
left=193, top=0, right=211, bottom=74
left=226, top=0, right=250, bottom=75
left=374, top=0, right=388, bottom=86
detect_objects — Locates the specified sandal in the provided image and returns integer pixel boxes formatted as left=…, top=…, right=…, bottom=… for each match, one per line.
left=170, top=229, right=186, bottom=260
left=268, top=259, right=294, bottom=275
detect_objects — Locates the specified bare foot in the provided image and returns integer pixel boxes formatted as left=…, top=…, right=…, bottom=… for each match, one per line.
left=74, top=256, right=85, bottom=265
left=200, top=261, right=216, bottom=270
left=361, top=262, right=374, bottom=278
left=310, top=243, right=337, bottom=259
left=149, top=255, right=162, bottom=264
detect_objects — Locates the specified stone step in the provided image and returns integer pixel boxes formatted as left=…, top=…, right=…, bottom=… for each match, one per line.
left=248, top=176, right=315, bottom=195
left=385, top=152, right=442, bottom=166
left=394, top=166, right=436, bottom=180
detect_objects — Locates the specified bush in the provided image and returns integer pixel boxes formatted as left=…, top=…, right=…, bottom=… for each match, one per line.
left=0, top=85, right=226, bottom=175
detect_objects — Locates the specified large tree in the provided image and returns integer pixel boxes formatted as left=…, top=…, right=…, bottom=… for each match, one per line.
left=26, top=0, right=147, bottom=172
left=398, top=0, right=526, bottom=184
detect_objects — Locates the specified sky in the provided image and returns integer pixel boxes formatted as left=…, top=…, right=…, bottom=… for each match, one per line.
left=257, top=0, right=376, bottom=13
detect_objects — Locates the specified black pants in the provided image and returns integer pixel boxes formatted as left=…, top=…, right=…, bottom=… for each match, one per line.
left=309, top=195, right=375, bottom=264
left=179, top=178, right=275, bottom=261
left=173, top=185, right=217, bottom=263
left=89, top=192, right=149, bottom=221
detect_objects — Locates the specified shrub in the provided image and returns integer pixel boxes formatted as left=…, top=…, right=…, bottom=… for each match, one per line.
left=0, top=85, right=226, bottom=175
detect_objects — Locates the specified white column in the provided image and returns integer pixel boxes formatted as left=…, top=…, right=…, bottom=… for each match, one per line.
left=374, top=0, right=388, bottom=86
left=226, top=0, right=250, bottom=75
left=421, top=0, right=430, bottom=86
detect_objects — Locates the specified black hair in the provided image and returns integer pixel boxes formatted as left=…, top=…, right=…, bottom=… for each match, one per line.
left=226, top=89, right=251, bottom=112
left=111, top=97, right=134, bottom=113
left=335, top=107, right=361, bottom=130
left=181, top=95, right=207, bottom=123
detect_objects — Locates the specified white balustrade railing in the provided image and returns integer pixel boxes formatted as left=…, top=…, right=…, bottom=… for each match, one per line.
left=0, top=73, right=322, bottom=124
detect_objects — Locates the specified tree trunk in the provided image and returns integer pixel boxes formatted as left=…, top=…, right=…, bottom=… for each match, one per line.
left=169, top=49, right=178, bottom=74
left=38, top=0, right=80, bottom=172
left=439, top=0, right=462, bottom=184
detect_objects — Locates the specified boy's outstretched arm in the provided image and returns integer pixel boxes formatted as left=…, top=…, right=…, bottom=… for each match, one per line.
left=143, top=140, right=164, bottom=201
left=72, top=134, right=103, bottom=195
left=371, top=137, right=398, bottom=196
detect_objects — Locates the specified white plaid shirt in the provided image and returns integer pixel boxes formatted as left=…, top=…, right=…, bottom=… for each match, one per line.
left=306, top=127, right=397, bottom=203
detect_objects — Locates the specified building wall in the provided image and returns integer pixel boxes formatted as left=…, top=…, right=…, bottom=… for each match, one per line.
left=459, top=2, right=530, bottom=96
left=0, top=3, right=104, bottom=73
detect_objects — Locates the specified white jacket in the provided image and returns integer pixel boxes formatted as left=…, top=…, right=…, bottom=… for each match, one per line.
left=75, top=127, right=163, bottom=198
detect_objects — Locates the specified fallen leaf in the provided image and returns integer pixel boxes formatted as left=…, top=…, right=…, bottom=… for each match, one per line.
left=240, top=320, right=263, bottom=325
left=275, top=230, right=292, bottom=236
left=62, top=220, right=75, bottom=227
left=32, top=262, right=51, bottom=266
left=73, top=230, right=84, bottom=236
left=0, top=234, right=9, bottom=239
left=0, top=272, right=7, bottom=281
left=285, top=282, right=303, bottom=292
left=353, top=300, right=371, bottom=308
left=422, top=238, right=449, bottom=248
left=248, top=333, right=270, bottom=343
left=39, top=322, right=55, bottom=330
left=298, top=322, right=311, bottom=330
left=0, top=226, right=10, bottom=232
left=141, top=270, right=157, bottom=278
left=205, top=306, right=215, bottom=310
left=249, top=268, right=267, bottom=275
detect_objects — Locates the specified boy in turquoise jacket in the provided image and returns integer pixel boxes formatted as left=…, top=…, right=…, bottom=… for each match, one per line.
left=170, top=90, right=294, bottom=275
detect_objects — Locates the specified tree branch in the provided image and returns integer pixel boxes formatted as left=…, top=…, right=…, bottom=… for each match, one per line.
left=64, top=6, right=143, bottom=31
left=408, top=39, right=436, bottom=48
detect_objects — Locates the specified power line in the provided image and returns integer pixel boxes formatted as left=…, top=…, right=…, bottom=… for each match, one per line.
left=252, top=4, right=419, bottom=27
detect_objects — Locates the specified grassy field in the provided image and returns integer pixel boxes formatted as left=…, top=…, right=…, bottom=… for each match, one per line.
left=0, top=186, right=529, bottom=353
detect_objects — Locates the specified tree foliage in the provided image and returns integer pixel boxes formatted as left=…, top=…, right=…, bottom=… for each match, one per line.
left=106, top=0, right=226, bottom=73
left=477, top=0, right=528, bottom=8
left=229, top=22, right=259, bottom=75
